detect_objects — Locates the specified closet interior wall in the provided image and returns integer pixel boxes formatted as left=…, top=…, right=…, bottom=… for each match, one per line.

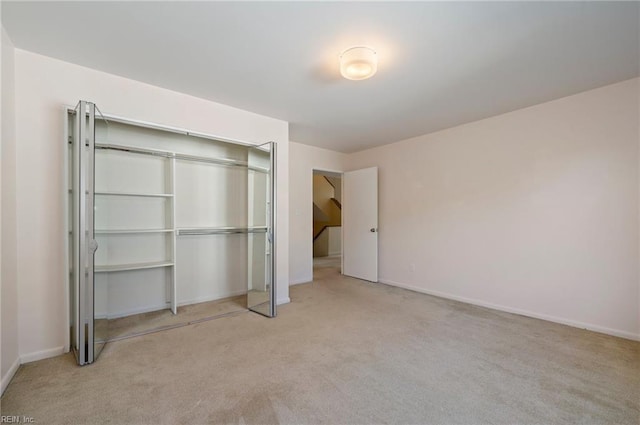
left=95, top=119, right=252, bottom=319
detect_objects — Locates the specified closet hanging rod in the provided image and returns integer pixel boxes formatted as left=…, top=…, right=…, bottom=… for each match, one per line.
left=177, top=227, right=268, bottom=236
left=175, top=152, right=247, bottom=168
left=95, top=143, right=173, bottom=158
left=95, top=143, right=252, bottom=168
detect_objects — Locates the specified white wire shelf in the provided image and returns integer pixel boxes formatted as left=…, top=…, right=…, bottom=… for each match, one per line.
left=94, top=261, right=174, bottom=273
left=94, top=229, right=174, bottom=234
left=95, top=191, right=173, bottom=198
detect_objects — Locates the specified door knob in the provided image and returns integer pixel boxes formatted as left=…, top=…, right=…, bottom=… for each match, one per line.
left=370, top=228, right=377, bottom=233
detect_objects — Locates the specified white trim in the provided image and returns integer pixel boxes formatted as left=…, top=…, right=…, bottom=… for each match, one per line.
left=62, top=105, right=71, bottom=354
left=290, top=275, right=312, bottom=286
left=379, top=279, right=640, bottom=342
left=277, top=297, right=291, bottom=305
left=1, top=356, right=20, bottom=395
left=96, top=303, right=171, bottom=320
left=312, top=168, right=344, bottom=177
left=95, top=290, right=249, bottom=320
left=20, top=345, right=65, bottom=364
left=177, top=290, right=247, bottom=308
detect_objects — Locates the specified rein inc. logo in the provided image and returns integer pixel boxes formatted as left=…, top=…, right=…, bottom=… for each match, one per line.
left=0, top=417, right=34, bottom=423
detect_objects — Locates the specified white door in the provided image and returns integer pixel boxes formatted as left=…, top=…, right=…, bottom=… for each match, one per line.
left=343, top=167, right=378, bottom=282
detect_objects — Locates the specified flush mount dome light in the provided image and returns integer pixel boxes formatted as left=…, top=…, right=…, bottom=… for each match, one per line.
left=339, top=46, right=377, bottom=80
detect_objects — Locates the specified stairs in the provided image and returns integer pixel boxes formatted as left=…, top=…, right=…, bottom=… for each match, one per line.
left=313, top=175, right=342, bottom=257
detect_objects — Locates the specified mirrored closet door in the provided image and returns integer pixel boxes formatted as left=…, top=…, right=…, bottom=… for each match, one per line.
left=67, top=101, right=276, bottom=365
left=247, top=143, right=276, bottom=317
left=69, top=101, right=100, bottom=365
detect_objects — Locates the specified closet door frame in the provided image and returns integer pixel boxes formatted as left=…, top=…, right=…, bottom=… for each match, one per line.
left=68, top=100, right=97, bottom=365
left=268, top=141, right=277, bottom=317
left=65, top=102, right=280, bottom=365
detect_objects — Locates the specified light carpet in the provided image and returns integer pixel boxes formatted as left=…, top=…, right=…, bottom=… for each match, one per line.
left=1, top=264, right=638, bottom=424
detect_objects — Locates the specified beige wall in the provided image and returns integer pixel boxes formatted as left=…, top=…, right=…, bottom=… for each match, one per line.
left=13, top=49, right=289, bottom=362
left=1, top=27, right=19, bottom=394
left=289, top=142, right=348, bottom=284
left=312, top=175, right=341, bottom=238
left=313, top=175, right=335, bottom=218
left=327, top=226, right=342, bottom=257
left=348, top=78, right=640, bottom=340
left=312, top=175, right=342, bottom=257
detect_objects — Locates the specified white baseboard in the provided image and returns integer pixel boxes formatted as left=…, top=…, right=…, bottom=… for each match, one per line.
left=379, top=279, right=640, bottom=342
left=98, top=303, right=171, bottom=320
left=290, top=275, right=312, bottom=286
left=277, top=297, right=291, bottom=305
left=1, top=356, right=20, bottom=395
left=96, top=290, right=249, bottom=319
left=178, top=290, right=247, bottom=308
left=20, top=345, right=65, bottom=364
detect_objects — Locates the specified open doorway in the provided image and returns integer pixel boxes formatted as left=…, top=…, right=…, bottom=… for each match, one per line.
left=312, top=170, right=343, bottom=279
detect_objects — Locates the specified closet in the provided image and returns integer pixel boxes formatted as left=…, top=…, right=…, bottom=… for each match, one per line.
left=67, top=101, right=276, bottom=365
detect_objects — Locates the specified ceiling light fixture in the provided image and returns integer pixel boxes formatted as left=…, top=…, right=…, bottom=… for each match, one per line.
left=339, top=46, right=377, bottom=81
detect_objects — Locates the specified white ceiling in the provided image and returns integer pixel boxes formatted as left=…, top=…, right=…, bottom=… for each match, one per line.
left=3, top=1, right=639, bottom=153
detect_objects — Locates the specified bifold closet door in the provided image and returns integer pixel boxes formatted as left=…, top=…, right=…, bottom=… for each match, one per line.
left=69, top=101, right=104, bottom=365
left=247, top=142, right=276, bottom=317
